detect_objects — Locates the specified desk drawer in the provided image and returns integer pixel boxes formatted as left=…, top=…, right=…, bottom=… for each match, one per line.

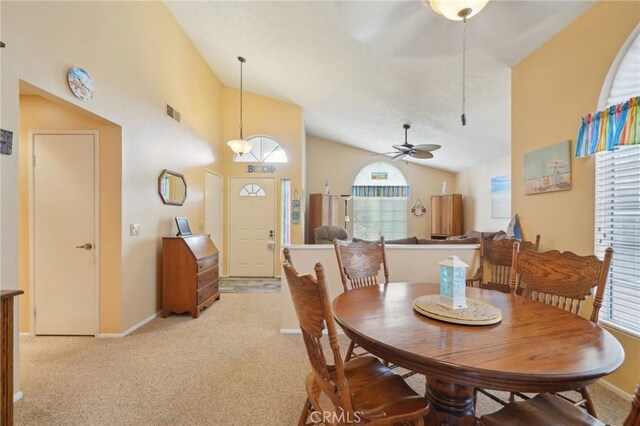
left=197, top=265, right=219, bottom=290
left=197, top=281, right=218, bottom=305
left=197, top=255, right=218, bottom=273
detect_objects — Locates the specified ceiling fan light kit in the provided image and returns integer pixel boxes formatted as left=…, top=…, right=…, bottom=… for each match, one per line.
left=227, top=56, right=253, bottom=155
left=427, top=0, right=490, bottom=21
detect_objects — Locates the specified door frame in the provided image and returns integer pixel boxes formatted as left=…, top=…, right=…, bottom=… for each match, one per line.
left=28, top=130, right=100, bottom=336
left=227, top=176, right=277, bottom=277
left=205, top=169, right=224, bottom=276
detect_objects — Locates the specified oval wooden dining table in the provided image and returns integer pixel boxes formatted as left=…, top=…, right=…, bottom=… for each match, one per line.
left=332, top=283, right=625, bottom=426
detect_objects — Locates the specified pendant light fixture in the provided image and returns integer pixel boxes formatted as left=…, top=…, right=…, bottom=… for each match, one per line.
left=427, top=0, right=490, bottom=126
left=227, top=56, right=253, bottom=155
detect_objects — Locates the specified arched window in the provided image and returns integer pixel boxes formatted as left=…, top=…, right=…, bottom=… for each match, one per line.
left=239, top=183, right=266, bottom=197
left=352, top=162, right=409, bottom=240
left=595, top=25, right=640, bottom=337
left=233, top=135, right=288, bottom=163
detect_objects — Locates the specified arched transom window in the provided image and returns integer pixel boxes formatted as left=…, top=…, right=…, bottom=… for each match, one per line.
left=233, top=135, right=288, bottom=163
left=352, top=162, right=409, bottom=240
left=239, top=183, right=266, bottom=197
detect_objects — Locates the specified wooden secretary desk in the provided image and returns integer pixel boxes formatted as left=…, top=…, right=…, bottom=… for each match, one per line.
left=162, top=234, right=220, bottom=318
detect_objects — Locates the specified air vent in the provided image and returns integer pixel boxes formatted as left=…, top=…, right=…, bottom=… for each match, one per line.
left=166, top=104, right=181, bottom=123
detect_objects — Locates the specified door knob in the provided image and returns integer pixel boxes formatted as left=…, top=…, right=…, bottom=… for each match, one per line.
left=76, top=243, right=93, bottom=250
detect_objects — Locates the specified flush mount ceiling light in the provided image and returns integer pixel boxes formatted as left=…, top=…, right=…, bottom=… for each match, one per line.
left=227, top=56, right=253, bottom=155
left=427, top=0, right=490, bottom=126
left=427, top=0, right=490, bottom=21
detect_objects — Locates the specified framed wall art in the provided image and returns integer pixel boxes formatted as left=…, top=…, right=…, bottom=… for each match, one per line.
left=523, top=140, right=571, bottom=195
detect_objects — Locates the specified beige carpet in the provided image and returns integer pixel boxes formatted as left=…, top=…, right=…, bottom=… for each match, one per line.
left=15, top=293, right=630, bottom=425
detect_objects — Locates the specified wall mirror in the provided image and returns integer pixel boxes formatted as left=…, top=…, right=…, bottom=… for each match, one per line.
left=158, top=169, right=187, bottom=206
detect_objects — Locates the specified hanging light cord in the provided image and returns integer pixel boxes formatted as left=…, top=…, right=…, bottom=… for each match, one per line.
left=239, top=57, right=245, bottom=139
left=461, top=17, right=467, bottom=126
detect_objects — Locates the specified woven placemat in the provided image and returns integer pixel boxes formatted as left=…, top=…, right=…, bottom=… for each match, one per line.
left=413, top=295, right=502, bottom=325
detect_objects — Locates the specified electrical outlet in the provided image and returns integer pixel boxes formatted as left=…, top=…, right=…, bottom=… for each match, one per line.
left=198, top=222, right=205, bottom=232
left=130, top=224, right=140, bottom=236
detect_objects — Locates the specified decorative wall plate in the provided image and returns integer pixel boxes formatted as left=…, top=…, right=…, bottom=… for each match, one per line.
left=411, top=199, right=426, bottom=217
left=67, top=67, right=94, bottom=100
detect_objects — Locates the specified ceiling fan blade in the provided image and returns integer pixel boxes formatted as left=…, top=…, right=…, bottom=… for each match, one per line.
left=412, top=144, right=441, bottom=152
left=391, top=153, right=406, bottom=161
left=410, top=151, right=434, bottom=159
left=392, top=144, right=412, bottom=151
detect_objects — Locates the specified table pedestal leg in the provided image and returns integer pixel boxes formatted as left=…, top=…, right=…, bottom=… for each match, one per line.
left=425, top=378, right=476, bottom=426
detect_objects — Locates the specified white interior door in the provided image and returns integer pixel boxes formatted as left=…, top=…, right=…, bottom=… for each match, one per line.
left=229, top=177, right=276, bottom=277
left=34, top=133, right=96, bottom=335
left=205, top=171, right=224, bottom=272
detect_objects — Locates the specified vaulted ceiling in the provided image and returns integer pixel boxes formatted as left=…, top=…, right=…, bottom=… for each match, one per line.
left=166, top=1, right=594, bottom=172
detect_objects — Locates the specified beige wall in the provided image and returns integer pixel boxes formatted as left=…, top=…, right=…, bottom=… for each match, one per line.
left=512, top=0, right=640, bottom=394
left=222, top=88, right=305, bottom=276
left=306, top=136, right=457, bottom=240
left=2, top=0, right=225, bottom=346
left=18, top=93, right=122, bottom=334
left=282, top=244, right=479, bottom=330
left=456, top=155, right=511, bottom=234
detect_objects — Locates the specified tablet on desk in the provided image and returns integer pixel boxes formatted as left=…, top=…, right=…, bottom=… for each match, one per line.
left=175, top=217, right=192, bottom=236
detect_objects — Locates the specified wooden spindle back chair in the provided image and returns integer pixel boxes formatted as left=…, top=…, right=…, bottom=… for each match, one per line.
left=334, top=237, right=389, bottom=292
left=283, top=261, right=428, bottom=425
left=466, top=235, right=540, bottom=293
left=509, top=245, right=613, bottom=321
left=333, top=237, right=395, bottom=363
left=507, top=244, right=614, bottom=417
left=481, top=382, right=640, bottom=426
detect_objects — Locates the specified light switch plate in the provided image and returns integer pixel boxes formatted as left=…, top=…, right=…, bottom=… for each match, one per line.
left=130, top=224, right=140, bottom=236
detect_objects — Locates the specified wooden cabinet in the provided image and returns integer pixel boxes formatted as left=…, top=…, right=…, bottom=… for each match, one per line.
left=162, top=235, right=220, bottom=318
left=307, top=193, right=339, bottom=243
left=431, top=194, right=463, bottom=239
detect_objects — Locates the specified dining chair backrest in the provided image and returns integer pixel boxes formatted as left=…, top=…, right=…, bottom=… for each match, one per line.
left=282, top=260, right=353, bottom=413
left=333, top=237, right=389, bottom=292
left=509, top=244, right=613, bottom=322
left=282, top=247, right=294, bottom=266
left=625, top=384, right=640, bottom=426
left=478, top=235, right=540, bottom=293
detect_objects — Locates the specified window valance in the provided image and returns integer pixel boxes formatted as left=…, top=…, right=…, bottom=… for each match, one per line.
left=575, top=96, right=639, bottom=158
left=352, top=185, right=410, bottom=198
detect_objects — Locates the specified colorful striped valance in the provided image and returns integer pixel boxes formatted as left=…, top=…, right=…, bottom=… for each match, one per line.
left=575, top=96, right=639, bottom=158
left=351, top=185, right=410, bottom=198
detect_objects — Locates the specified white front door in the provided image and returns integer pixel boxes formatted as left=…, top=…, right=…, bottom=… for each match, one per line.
left=205, top=171, right=224, bottom=272
left=229, top=177, right=276, bottom=277
left=33, top=133, right=97, bottom=335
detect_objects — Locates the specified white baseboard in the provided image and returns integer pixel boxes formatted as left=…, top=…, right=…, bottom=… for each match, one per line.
left=280, top=328, right=301, bottom=334
left=14, top=391, right=23, bottom=402
left=19, top=332, right=32, bottom=337
left=97, top=311, right=160, bottom=338
left=598, top=378, right=633, bottom=400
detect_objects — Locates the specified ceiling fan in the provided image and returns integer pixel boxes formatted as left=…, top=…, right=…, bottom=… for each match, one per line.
left=376, top=124, right=441, bottom=161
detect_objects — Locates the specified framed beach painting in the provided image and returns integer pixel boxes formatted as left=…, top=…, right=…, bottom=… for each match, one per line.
left=523, top=140, right=572, bottom=195
left=491, top=175, right=511, bottom=218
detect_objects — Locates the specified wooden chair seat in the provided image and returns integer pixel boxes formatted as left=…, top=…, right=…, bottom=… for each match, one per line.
left=283, top=260, right=427, bottom=426
left=306, top=356, right=427, bottom=424
left=480, top=393, right=605, bottom=426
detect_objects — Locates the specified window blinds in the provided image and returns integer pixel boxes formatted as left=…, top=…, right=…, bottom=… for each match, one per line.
left=353, top=197, right=407, bottom=241
left=595, top=145, right=640, bottom=336
left=595, top=29, right=640, bottom=336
